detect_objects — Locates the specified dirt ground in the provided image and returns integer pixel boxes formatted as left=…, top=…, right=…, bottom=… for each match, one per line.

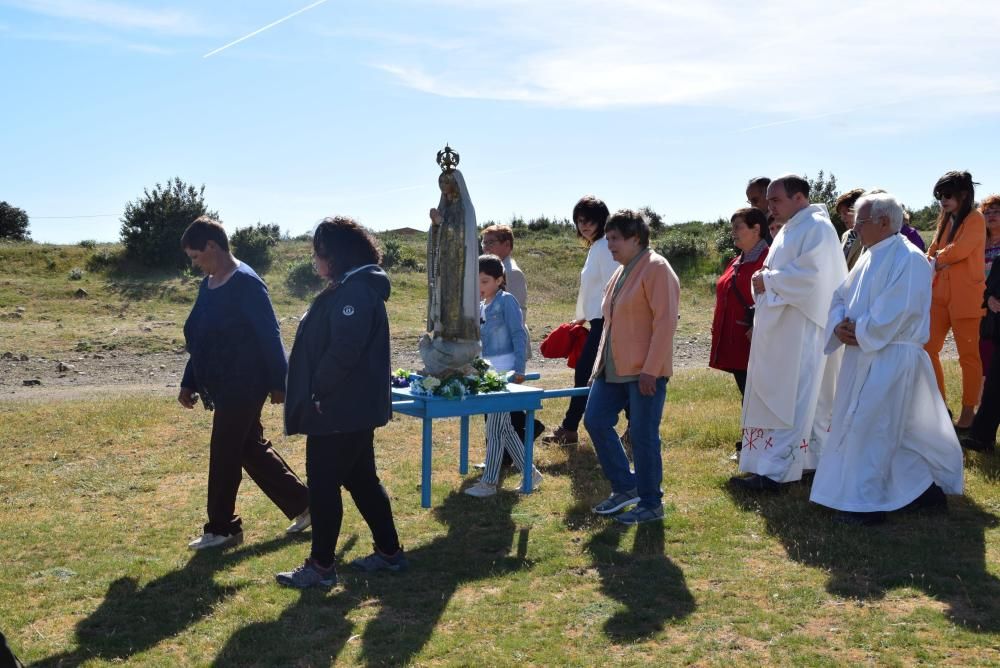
left=0, top=333, right=957, bottom=402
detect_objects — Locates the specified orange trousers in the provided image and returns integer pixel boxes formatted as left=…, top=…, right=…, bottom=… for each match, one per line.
left=925, top=303, right=982, bottom=406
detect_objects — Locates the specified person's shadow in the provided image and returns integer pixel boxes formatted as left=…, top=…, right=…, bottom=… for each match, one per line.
left=353, top=488, right=534, bottom=666
left=35, top=536, right=298, bottom=667
left=585, top=521, right=696, bottom=641
left=726, top=483, right=1000, bottom=632
left=552, top=437, right=697, bottom=640
left=210, top=536, right=359, bottom=667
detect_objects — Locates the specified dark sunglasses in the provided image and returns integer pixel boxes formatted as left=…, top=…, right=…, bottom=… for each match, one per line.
left=934, top=190, right=956, bottom=201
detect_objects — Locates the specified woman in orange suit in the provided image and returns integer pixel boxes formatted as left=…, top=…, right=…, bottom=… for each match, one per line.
left=925, top=170, right=986, bottom=429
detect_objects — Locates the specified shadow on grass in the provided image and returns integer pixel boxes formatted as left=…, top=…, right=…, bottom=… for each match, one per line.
left=210, top=536, right=359, bottom=667
left=205, top=490, right=533, bottom=666
left=726, top=482, right=1000, bottom=632
left=586, top=522, right=696, bottom=641
left=352, top=489, right=533, bottom=666
left=966, top=450, right=1000, bottom=483
left=553, top=438, right=696, bottom=641
left=35, top=536, right=298, bottom=667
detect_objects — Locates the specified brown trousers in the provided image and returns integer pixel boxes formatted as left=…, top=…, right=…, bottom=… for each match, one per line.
left=205, top=396, right=309, bottom=536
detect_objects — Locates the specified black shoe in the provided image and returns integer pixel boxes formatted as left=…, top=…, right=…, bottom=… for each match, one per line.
left=729, top=473, right=783, bottom=493
left=960, top=435, right=996, bottom=453
left=734, top=440, right=742, bottom=452
left=834, top=511, right=886, bottom=526
left=902, top=483, right=948, bottom=513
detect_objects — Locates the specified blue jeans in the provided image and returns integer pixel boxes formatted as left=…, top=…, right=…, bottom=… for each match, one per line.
left=583, top=376, right=667, bottom=509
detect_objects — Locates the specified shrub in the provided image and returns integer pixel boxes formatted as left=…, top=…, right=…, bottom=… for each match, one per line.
left=381, top=237, right=403, bottom=270
left=119, top=178, right=217, bottom=271
left=79, top=239, right=97, bottom=249
left=68, top=268, right=84, bottom=280
left=86, top=247, right=123, bottom=273
left=231, top=223, right=280, bottom=272
left=285, top=259, right=324, bottom=297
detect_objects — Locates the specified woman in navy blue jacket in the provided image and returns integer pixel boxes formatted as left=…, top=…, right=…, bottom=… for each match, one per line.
left=179, top=217, right=309, bottom=552
left=277, top=217, right=406, bottom=589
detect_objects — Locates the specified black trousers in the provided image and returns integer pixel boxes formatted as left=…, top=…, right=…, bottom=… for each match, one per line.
left=732, top=370, right=747, bottom=397
left=560, top=318, right=604, bottom=432
left=971, top=339, right=1000, bottom=445
left=205, top=396, right=309, bottom=535
left=306, top=429, right=401, bottom=569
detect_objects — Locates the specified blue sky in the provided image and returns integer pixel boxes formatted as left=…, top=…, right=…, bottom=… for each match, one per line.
left=2, top=0, right=999, bottom=244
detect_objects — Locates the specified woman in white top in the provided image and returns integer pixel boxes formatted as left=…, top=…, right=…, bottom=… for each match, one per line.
left=543, top=196, right=620, bottom=445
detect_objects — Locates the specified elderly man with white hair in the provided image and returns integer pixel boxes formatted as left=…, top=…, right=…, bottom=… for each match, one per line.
left=810, top=192, right=964, bottom=525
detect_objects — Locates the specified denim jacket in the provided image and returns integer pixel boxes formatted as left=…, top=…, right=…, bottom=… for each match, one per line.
left=480, top=290, right=527, bottom=374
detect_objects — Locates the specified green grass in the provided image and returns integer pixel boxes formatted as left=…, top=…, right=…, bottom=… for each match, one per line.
left=2, top=363, right=999, bottom=666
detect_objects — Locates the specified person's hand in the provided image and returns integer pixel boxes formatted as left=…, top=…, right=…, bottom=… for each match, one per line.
left=988, top=296, right=1000, bottom=313
left=834, top=318, right=858, bottom=346
left=270, top=390, right=285, bottom=405
left=429, top=208, right=443, bottom=224
left=571, top=318, right=587, bottom=326
left=638, top=372, right=657, bottom=396
left=178, top=387, right=196, bottom=409
left=745, top=327, right=753, bottom=342
left=511, top=373, right=525, bottom=384
left=752, top=270, right=766, bottom=293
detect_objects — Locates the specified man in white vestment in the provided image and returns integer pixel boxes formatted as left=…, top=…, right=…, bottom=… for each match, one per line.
left=810, top=193, right=964, bottom=524
left=732, top=174, right=848, bottom=492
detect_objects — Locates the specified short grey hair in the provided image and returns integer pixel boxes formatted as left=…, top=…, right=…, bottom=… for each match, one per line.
left=856, top=192, right=904, bottom=232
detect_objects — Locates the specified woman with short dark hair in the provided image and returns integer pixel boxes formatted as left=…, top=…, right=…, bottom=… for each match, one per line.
left=277, top=216, right=406, bottom=589
left=543, top=195, right=619, bottom=446
left=179, top=216, right=310, bottom=551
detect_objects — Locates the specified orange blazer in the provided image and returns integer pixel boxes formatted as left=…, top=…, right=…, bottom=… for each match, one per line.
left=927, top=209, right=987, bottom=319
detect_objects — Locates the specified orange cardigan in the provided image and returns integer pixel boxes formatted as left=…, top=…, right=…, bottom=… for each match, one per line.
left=927, top=209, right=986, bottom=319
left=593, top=250, right=680, bottom=379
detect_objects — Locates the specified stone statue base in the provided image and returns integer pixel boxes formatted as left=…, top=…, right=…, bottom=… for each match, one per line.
left=419, top=333, right=481, bottom=377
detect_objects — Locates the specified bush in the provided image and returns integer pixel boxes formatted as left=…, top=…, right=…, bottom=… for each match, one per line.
left=231, top=223, right=279, bottom=272
left=79, top=239, right=97, bottom=249
left=381, top=237, right=403, bottom=270
left=285, top=259, right=325, bottom=297
left=0, top=201, right=30, bottom=241
left=86, top=247, right=123, bottom=273
left=120, top=178, right=217, bottom=271
left=68, top=268, right=84, bottom=280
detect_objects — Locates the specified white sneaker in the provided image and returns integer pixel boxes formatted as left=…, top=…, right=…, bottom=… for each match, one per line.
left=464, top=481, right=497, bottom=497
left=286, top=509, right=311, bottom=534
left=188, top=532, right=243, bottom=551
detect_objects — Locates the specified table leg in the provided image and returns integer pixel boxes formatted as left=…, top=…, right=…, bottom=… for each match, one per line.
left=522, top=409, right=536, bottom=493
left=459, top=415, right=469, bottom=474
left=422, top=417, right=433, bottom=508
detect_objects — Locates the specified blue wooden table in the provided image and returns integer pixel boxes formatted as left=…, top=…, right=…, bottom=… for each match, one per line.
left=391, top=380, right=589, bottom=508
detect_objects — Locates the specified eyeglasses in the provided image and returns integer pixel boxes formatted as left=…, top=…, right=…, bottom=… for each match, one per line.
left=935, top=191, right=956, bottom=201
left=854, top=217, right=875, bottom=226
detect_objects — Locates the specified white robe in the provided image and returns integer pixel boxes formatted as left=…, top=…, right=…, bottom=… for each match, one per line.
left=740, top=204, right=847, bottom=482
left=810, top=234, right=964, bottom=512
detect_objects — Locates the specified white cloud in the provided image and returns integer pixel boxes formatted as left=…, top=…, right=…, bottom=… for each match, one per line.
left=4, top=0, right=203, bottom=35
left=372, top=0, right=1000, bottom=122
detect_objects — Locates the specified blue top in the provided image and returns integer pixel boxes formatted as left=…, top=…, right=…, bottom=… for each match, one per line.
left=480, top=289, right=527, bottom=375
left=181, top=262, right=287, bottom=408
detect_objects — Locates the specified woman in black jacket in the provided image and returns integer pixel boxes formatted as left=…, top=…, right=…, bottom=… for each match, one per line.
left=276, top=217, right=406, bottom=589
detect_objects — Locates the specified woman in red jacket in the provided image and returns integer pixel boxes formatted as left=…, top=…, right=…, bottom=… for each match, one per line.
left=710, top=207, right=770, bottom=397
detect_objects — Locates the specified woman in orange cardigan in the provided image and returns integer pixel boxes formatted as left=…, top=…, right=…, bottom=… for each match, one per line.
left=925, top=170, right=986, bottom=429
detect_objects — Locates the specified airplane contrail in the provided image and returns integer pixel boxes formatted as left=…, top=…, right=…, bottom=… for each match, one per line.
left=203, top=0, right=332, bottom=58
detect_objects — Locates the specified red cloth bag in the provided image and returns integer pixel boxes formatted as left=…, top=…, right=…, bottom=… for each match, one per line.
left=540, top=322, right=589, bottom=368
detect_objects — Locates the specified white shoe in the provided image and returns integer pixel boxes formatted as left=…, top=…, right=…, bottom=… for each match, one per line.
left=464, top=481, right=497, bottom=497
left=286, top=509, right=311, bottom=534
left=528, top=467, right=543, bottom=490
left=188, top=532, right=243, bottom=551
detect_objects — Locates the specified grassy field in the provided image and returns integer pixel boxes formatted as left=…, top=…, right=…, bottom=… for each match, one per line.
left=2, top=235, right=998, bottom=666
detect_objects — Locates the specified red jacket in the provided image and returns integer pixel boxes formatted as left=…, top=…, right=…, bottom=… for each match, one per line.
left=710, top=248, right=767, bottom=372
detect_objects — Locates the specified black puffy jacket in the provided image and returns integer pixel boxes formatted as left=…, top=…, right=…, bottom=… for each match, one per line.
left=284, top=264, right=392, bottom=436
